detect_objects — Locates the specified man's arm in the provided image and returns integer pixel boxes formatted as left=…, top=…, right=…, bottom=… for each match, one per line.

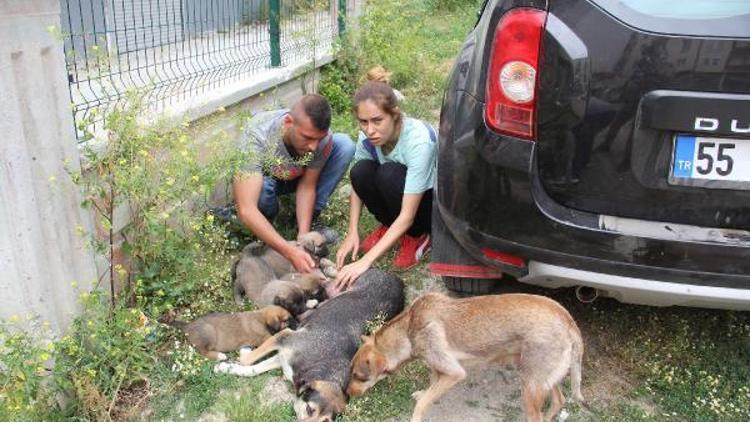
left=295, top=167, right=320, bottom=237
left=234, top=173, right=315, bottom=272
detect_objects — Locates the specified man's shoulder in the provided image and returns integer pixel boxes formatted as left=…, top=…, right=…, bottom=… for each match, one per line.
left=245, top=109, right=289, bottom=140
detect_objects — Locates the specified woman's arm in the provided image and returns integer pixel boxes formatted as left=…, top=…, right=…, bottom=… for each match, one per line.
left=336, top=189, right=365, bottom=268
left=335, top=192, right=423, bottom=288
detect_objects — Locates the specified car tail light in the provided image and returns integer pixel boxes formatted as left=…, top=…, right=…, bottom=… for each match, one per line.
left=485, top=8, right=546, bottom=139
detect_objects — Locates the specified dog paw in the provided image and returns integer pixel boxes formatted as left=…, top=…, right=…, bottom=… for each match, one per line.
left=411, top=390, right=425, bottom=401
left=216, top=352, right=228, bottom=361
left=239, top=347, right=254, bottom=360
left=322, top=266, right=338, bottom=278
left=306, top=299, right=319, bottom=309
left=214, top=362, right=232, bottom=374
left=319, top=258, right=335, bottom=268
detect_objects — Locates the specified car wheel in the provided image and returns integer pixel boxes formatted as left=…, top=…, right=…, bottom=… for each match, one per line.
left=442, top=276, right=498, bottom=295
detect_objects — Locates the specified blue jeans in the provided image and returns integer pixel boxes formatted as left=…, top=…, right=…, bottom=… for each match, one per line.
left=257, top=133, right=355, bottom=220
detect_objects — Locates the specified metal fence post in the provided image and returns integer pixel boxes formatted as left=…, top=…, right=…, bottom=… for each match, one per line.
left=338, top=0, right=346, bottom=35
left=270, top=0, right=281, bottom=66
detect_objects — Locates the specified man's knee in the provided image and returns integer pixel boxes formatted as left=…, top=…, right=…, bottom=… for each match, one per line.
left=331, top=133, right=355, bottom=162
left=257, top=177, right=280, bottom=220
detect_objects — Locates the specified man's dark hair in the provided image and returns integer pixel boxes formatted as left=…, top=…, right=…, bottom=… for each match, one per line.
left=294, top=94, right=332, bottom=131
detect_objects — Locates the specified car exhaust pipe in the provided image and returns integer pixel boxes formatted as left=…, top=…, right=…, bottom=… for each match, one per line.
left=575, top=286, right=599, bottom=303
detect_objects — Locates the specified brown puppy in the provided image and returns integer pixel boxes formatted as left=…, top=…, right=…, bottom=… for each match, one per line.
left=259, top=231, right=329, bottom=277
left=258, top=279, right=309, bottom=317
left=168, top=305, right=294, bottom=360
left=280, top=272, right=328, bottom=303
left=233, top=231, right=329, bottom=307
left=347, top=293, right=586, bottom=422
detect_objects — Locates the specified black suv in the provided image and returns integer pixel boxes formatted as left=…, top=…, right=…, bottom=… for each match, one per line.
left=431, top=0, right=750, bottom=310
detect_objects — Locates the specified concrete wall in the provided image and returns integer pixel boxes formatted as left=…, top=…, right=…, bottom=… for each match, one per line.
left=0, top=0, right=98, bottom=334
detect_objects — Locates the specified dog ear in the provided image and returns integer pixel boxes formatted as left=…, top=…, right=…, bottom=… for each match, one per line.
left=372, top=351, right=387, bottom=374
left=265, top=308, right=284, bottom=332
left=309, top=381, right=346, bottom=414
left=360, top=335, right=373, bottom=344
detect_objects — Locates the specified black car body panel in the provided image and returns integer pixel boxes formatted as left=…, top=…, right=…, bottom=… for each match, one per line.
left=432, top=0, right=750, bottom=308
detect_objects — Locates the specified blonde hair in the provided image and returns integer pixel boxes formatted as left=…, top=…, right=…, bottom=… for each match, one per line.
left=365, top=66, right=392, bottom=84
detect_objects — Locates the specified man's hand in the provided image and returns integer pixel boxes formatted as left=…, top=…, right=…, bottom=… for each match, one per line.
left=334, top=258, right=371, bottom=291
left=335, top=232, right=360, bottom=269
left=286, top=245, right=317, bottom=273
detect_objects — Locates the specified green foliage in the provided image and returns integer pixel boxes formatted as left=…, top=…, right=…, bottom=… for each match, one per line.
left=345, top=362, right=429, bottom=421
left=216, top=375, right=296, bottom=421
left=565, top=297, right=750, bottom=421
left=320, top=0, right=478, bottom=124
left=0, top=317, right=59, bottom=421
left=70, top=94, right=246, bottom=316
left=51, top=291, right=156, bottom=420
left=424, top=0, right=482, bottom=12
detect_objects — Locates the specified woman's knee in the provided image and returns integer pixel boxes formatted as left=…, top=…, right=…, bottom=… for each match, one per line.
left=375, top=162, right=407, bottom=193
left=350, top=160, right=379, bottom=190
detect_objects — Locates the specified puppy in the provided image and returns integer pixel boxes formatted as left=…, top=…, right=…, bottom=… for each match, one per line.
left=258, top=279, right=309, bottom=317
left=347, top=293, right=586, bottom=422
left=233, top=231, right=329, bottom=307
left=261, top=231, right=329, bottom=277
left=280, top=272, right=328, bottom=303
left=166, top=305, right=294, bottom=361
left=215, top=269, right=405, bottom=422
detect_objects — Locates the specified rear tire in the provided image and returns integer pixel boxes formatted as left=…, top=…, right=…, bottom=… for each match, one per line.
left=442, top=276, right=498, bottom=295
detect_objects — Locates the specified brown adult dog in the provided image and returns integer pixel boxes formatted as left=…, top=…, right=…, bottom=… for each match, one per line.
left=347, top=293, right=586, bottom=422
left=167, top=305, right=294, bottom=360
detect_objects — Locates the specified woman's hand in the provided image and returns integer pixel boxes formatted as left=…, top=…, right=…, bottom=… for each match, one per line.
left=336, top=232, right=360, bottom=269
left=334, top=259, right=371, bottom=291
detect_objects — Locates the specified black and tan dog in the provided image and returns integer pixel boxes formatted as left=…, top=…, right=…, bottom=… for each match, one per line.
left=347, top=293, right=586, bottom=422
left=232, top=232, right=330, bottom=314
left=166, top=305, right=294, bottom=361
left=215, top=269, right=405, bottom=422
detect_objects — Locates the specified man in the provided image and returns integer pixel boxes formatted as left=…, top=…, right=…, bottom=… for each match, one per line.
left=232, top=94, right=354, bottom=273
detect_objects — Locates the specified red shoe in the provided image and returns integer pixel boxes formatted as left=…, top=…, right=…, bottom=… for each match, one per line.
left=394, top=233, right=431, bottom=269
left=360, top=225, right=389, bottom=253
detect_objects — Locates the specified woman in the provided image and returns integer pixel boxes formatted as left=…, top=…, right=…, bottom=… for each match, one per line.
left=334, top=81, right=436, bottom=289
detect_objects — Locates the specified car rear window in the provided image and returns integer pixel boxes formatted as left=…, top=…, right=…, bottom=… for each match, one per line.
left=591, top=0, right=750, bottom=38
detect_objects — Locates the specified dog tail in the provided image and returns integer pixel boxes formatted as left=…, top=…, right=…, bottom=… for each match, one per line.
left=158, top=315, right=188, bottom=331
left=569, top=331, right=588, bottom=409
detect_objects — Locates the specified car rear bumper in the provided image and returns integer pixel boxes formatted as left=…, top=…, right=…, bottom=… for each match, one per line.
left=436, top=199, right=750, bottom=310
left=522, top=261, right=750, bottom=310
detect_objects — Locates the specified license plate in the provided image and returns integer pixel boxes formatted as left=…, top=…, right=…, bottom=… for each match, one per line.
left=670, top=134, right=750, bottom=189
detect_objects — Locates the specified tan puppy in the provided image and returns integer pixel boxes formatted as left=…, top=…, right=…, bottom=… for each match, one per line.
left=259, top=231, right=329, bottom=277
left=280, top=272, right=328, bottom=303
left=233, top=232, right=329, bottom=307
left=257, top=279, right=309, bottom=317
left=168, top=305, right=294, bottom=360
left=347, top=293, right=585, bottom=422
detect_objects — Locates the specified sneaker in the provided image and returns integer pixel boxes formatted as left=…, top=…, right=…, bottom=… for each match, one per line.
left=360, top=225, right=389, bottom=253
left=207, top=205, right=238, bottom=224
left=393, top=233, right=431, bottom=270
left=311, top=220, right=340, bottom=244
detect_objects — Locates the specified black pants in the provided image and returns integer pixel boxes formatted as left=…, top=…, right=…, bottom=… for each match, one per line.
left=350, top=160, right=432, bottom=237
